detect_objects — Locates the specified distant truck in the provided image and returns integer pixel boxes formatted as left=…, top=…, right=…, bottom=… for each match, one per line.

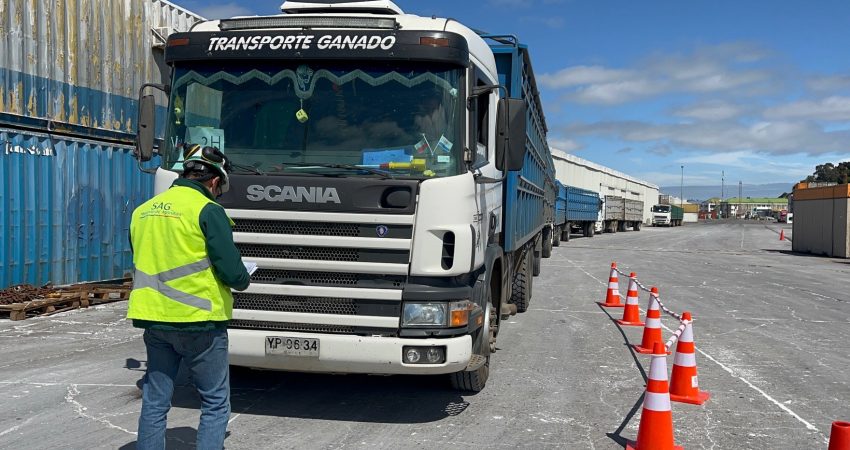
left=652, top=204, right=683, bottom=226
left=553, top=182, right=601, bottom=242
left=603, top=196, right=644, bottom=232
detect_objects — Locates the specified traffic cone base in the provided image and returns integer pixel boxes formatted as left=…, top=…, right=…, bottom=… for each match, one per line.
left=670, top=390, right=710, bottom=405
left=632, top=343, right=671, bottom=355
left=626, top=441, right=682, bottom=450
left=598, top=300, right=625, bottom=308
left=617, top=318, right=644, bottom=326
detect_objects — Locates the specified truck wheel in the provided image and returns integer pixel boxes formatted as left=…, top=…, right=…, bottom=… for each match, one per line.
left=510, top=253, right=531, bottom=313
left=610, top=222, right=617, bottom=233
left=634, top=222, right=642, bottom=231
left=563, top=223, right=572, bottom=242
left=617, top=221, right=626, bottom=232
left=542, top=228, right=553, bottom=258
left=450, top=302, right=492, bottom=392
left=532, top=250, right=541, bottom=277
left=586, top=223, right=595, bottom=237
left=552, top=227, right=561, bottom=247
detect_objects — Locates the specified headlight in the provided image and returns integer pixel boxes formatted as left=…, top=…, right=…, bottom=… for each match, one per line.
left=402, top=300, right=477, bottom=328
left=402, top=302, right=447, bottom=327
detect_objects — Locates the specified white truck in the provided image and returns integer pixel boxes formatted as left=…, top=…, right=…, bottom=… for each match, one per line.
left=134, top=0, right=556, bottom=392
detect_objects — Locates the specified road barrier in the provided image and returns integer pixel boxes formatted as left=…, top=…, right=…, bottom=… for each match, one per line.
left=830, top=421, right=850, bottom=450
left=627, top=342, right=683, bottom=450
left=600, top=262, right=625, bottom=308
left=604, top=262, right=711, bottom=448
left=669, top=312, right=711, bottom=405
left=616, top=273, right=644, bottom=326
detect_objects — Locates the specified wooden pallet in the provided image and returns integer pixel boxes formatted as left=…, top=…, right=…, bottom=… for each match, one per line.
left=0, top=293, right=85, bottom=321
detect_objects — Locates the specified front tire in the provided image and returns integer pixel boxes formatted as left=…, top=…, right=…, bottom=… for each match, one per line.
left=510, top=252, right=532, bottom=313
left=450, top=303, right=493, bottom=393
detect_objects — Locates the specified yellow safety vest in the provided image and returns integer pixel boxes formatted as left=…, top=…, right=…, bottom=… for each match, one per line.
left=127, top=185, right=234, bottom=323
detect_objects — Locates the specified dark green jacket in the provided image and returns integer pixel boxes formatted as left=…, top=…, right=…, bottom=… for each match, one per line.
left=132, top=178, right=250, bottom=331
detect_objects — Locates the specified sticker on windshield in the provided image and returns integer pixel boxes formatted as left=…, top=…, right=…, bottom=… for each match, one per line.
left=186, top=127, right=225, bottom=152
left=436, top=135, right=453, bottom=154
left=437, top=155, right=451, bottom=163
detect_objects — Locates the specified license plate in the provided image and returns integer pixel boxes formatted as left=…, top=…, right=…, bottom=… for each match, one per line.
left=265, top=336, right=320, bottom=357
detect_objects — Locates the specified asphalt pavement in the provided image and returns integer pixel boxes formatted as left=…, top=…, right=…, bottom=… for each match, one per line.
left=1, top=221, right=847, bottom=449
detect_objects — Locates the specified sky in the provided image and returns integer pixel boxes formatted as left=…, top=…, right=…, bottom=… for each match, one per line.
left=170, top=0, right=850, bottom=189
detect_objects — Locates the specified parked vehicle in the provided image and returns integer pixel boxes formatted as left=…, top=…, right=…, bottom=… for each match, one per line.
left=603, top=196, right=644, bottom=232
left=553, top=182, right=601, bottom=242
left=652, top=204, right=684, bottom=226
left=134, top=0, right=556, bottom=392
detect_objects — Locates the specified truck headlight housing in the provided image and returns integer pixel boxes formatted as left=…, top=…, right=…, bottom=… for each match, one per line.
left=402, top=302, right=447, bottom=327
left=402, top=300, right=476, bottom=328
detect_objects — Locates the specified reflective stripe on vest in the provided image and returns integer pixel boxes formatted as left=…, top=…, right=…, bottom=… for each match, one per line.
left=132, top=259, right=213, bottom=311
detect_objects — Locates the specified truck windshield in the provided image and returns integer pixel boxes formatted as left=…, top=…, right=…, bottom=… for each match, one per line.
left=652, top=205, right=671, bottom=213
left=162, top=61, right=463, bottom=178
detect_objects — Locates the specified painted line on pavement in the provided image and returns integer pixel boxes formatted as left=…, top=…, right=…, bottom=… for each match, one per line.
left=564, top=257, right=825, bottom=440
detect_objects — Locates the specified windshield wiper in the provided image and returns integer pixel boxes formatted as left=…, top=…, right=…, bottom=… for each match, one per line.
left=276, top=162, right=392, bottom=179
left=229, top=162, right=264, bottom=175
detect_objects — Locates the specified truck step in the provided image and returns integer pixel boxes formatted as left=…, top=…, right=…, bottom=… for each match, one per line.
left=465, top=354, right=488, bottom=372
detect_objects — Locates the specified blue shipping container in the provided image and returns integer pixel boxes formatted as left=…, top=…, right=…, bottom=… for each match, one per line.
left=554, top=181, right=567, bottom=226
left=0, top=127, right=156, bottom=287
left=566, top=185, right=601, bottom=222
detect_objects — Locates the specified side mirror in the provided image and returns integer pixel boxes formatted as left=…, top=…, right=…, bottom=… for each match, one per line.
left=495, top=98, right=527, bottom=172
left=136, top=94, right=156, bottom=162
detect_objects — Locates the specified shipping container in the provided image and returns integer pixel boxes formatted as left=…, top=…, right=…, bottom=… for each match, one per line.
left=0, top=126, right=157, bottom=286
left=0, top=0, right=202, bottom=140
left=0, top=0, right=202, bottom=287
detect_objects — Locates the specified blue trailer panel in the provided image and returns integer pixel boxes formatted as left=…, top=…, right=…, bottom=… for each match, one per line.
left=566, top=185, right=601, bottom=222
left=0, top=127, right=156, bottom=287
left=487, top=37, right=557, bottom=252
left=554, top=181, right=567, bottom=226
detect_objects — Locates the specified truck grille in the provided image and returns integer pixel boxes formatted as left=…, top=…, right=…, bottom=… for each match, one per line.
left=234, top=293, right=357, bottom=315
left=234, top=219, right=358, bottom=237
left=236, top=243, right=408, bottom=264
left=252, top=269, right=404, bottom=288
left=230, top=319, right=355, bottom=334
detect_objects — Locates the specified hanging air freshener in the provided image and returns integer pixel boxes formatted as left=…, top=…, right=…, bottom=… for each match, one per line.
left=296, top=98, right=309, bottom=123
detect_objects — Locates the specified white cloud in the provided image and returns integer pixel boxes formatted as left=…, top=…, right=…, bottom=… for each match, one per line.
left=519, top=16, right=565, bottom=29
left=807, top=75, right=850, bottom=92
left=539, top=43, right=775, bottom=105
left=673, top=101, right=744, bottom=121
left=763, top=96, right=850, bottom=121
left=676, top=150, right=812, bottom=179
left=195, top=2, right=253, bottom=19
left=566, top=119, right=850, bottom=155
left=548, top=137, right=583, bottom=152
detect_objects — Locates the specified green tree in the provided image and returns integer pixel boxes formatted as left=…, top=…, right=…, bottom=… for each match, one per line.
left=805, top=162, right=850, bottom=183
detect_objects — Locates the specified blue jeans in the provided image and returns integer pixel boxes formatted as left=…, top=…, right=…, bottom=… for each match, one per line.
left=137, top=328, right=230, bottom=450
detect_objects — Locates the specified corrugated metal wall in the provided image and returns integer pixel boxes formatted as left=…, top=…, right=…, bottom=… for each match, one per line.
left=0, top=1, right=202, bottom=286
left=0, top=0, right=201, bottom=137
left=0, top=127, right=158, bottom=286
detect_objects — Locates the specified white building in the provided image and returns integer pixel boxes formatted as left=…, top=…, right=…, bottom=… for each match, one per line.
left=552, top=150, right=660, bottom=224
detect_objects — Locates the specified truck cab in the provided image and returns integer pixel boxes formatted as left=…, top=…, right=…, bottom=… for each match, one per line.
left=134, top=0, right=551, bottom=392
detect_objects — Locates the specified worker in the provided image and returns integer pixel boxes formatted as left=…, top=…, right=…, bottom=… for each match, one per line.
left=127, top=144, right=250, bottom=450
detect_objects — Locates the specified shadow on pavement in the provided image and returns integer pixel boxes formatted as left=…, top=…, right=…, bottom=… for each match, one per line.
left=157, top=367, right=470, bottom=424
left=118, top=427, right=230, bottom=450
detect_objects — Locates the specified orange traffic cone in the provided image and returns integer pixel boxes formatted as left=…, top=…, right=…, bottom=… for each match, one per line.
left=633, top=287, right=670, bottom=355
left=779, top=229, right=785, bottom=241
left=829, top=421, right=850, bottom=450
left=617, top=273, right=644, bottom=327
left=599, top=262, right=624, bottom=308
left=627, top=342, right=682, bottom=450
left=669, top=312, right=710, bottom=405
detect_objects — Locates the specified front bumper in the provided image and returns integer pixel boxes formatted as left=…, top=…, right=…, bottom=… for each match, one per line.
left=228, top=329, right=472, bottom=375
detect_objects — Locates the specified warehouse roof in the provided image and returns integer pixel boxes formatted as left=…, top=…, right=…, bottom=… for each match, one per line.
left=722, top=197, right=788, bottom=203
left=551, top=149, right=659, bottom=190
